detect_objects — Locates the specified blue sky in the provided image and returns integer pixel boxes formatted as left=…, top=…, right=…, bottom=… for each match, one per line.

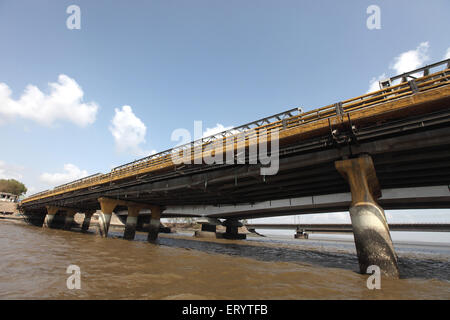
left=0, top=0, right=449, bottom=225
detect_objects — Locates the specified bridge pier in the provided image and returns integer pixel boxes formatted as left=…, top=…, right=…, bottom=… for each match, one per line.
left=124, top=206, right=141, bottom=240
left=81, top=210, right=95, bottom=232
left=194, top=218, right=222, bottom=238
left=43, top=206, right=59, bottom=228
left=97, top=198, right=118, bottom=238
left=63, top=209, right=77, bottom=231
left=336, top=154, right=399, bottom=278
left=222, top=219, right=246, bottom=240
left=294, top=228, right=309, bottom=239
left=201, top=223, right=217, bottom=232
left=195, top=223, right=218, bottom=238
left=147, top=206, right=163, bottom=242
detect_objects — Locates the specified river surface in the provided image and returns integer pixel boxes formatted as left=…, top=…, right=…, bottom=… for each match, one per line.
left=0, top=220, right=449, bottom=299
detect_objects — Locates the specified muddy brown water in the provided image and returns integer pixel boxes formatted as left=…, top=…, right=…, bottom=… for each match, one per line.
left=0, top=221, right=449, bottom=299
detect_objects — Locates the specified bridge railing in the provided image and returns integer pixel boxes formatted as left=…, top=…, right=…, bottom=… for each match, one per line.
left=53, top=173, right=103, bottom=192
left=26, top=189, right=51, bottom=199
left=21, top=60, right=450, bottom=204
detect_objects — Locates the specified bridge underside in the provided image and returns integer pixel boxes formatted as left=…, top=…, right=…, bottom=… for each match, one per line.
left=154, top=185, right=450, bottom=220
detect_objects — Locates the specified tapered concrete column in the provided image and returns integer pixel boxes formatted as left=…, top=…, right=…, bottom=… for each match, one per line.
left=63, top=210, right=77, bottom=231
left=97, top=198, right=118, bottom=238
left=336, top=154, right=399, bottom=278
left=147, top=206, right=162, bottom=242
left=81, top=210, right=95, bottom=232
left=124, top=206, right=141, bottom=240
left=43, top=206, right=59, bottom=228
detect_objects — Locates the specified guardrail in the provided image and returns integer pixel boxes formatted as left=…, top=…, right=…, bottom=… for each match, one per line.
left=22, top=59, right=450, bottom=204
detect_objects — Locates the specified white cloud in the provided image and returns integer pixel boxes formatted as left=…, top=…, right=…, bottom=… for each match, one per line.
left=367, top=42, right=431, bottom=93
left=367, top=73, right=386, bottom=93
left=390, top=41, right=430, bottom=74
left=25, top=186, right=38, bottom=196
left=203, top=123, right=234, bottom=137
left=40, top=163, right=88, bottom=186
left=0, top=160, right=24, bottom=180
left=0, top=74, right=98, bottom=127
left=0, top=161, right=56, bottom=197
left=109, top=105, right=155, bottom=157
left=444, top=48, right=450, bottom=60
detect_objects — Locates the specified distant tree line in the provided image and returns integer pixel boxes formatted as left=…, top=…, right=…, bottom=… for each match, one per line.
left=0, top=179, right=27, bottom=196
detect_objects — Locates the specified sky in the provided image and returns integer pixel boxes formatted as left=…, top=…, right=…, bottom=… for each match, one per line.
left=0, top=0, right=449, bottom=226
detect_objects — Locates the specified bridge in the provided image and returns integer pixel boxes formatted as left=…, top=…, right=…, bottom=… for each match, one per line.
left=20, top=59, right=450, bottom=278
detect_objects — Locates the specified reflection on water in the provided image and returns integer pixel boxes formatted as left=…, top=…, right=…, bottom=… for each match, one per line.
left=0, top=221, right=449, bottom=299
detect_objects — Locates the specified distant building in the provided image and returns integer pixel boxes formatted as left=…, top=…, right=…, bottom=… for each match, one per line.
left=0, top=192, right=18, bottom=203
left=0, top=193, right=19, bottom=215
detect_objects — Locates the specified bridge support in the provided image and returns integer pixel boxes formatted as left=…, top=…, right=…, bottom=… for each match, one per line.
left=43, top=206, right=59, bottom=228
left=195, top=223, right=217, bottom=238
left=124, top=206, right=141, bottom=240
left=294, top=228, right=309, bottom=239
left=81, top=210, right=95, bottom=232
left=97, top=198, right=118, bottom=238
left=222, top=219, right=246, bottom=240
left=336, top=154, right=399, bottom=278
left=147, top=206, right=162, bottom=242
left=201, top=223, right=217, bottom=232
left=194, top=218, right=222, bottom=238
left=63, top=209, right=77, bottom=231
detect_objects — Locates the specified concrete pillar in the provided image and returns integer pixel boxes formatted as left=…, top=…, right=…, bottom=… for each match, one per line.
left=194, top=218, right=222, bottom=238
left=124, top=206, right=141, bottom=240
left=294, top=228, right=309, bottom=239
left=222, top=219, right=246, bottom=240
left=336, top=154, right=399, bottom=278
left=147, top=206, right=162, bottom=242
left=63, top=209, right=77, bottom=231
left=43, top=206, right=59, bottom=228
left=97, top=198, right=118, bottom=238
left=81, top=210, right=95, bottom=232
left=201, top=223, right=217, bottom=232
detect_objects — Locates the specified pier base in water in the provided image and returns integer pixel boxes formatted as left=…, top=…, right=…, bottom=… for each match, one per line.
left=336, top=154, right=399, bottom=278
left=124, top=206, right=141, bottom=240
left=147, top=206, right=162, bottom=242
left=194, top=223, right=218, bottom=238
left=42, top=214, right=55, bottom=228
left=43, top=206, right=59, bottom=228
left=97, top=198, right=118, bottom=238
left=97, top=212, right=112, bottom=237
left=124, top=216, right=138, bottom=240
left=294, top=229, right=309, bottom=239
left=221, top=219, right=246, bottom=240
left=81, top=211, right=94, bottom=232
left=63, top=210, right=77, bottom=231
